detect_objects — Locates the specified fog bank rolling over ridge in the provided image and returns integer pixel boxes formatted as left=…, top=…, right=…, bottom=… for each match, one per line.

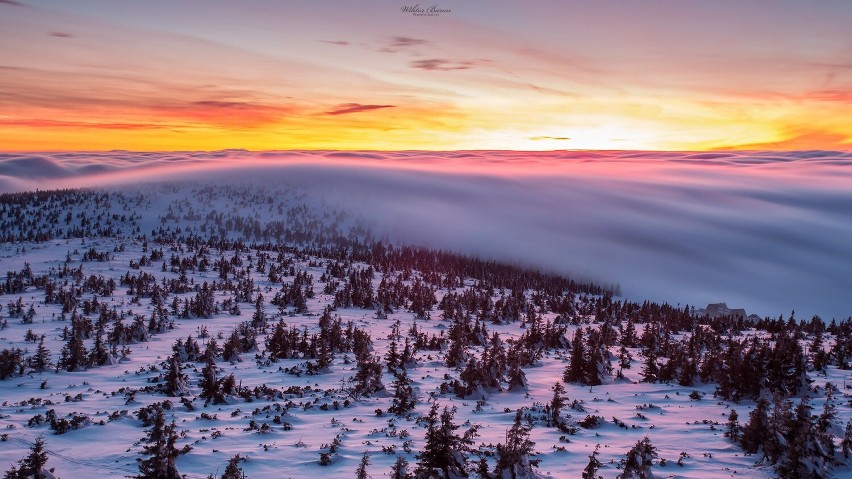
left=1, top=149, right=851, bottom=320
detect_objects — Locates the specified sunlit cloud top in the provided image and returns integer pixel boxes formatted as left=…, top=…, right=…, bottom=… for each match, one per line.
left=2, top=0, right=852, bottom=151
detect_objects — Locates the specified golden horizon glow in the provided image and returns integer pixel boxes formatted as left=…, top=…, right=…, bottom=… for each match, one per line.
left=2, top=1, right=852, bottom=152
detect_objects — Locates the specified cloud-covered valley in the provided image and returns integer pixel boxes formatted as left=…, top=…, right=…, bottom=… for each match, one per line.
left=2, top=149, right=851, bottom=319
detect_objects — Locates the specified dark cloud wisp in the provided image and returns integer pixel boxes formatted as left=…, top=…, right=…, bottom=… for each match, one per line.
left=324, top=103, right=396, bottom=115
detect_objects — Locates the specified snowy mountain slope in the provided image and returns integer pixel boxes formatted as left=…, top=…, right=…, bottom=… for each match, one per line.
left=0, top=183, right=849, bottom=479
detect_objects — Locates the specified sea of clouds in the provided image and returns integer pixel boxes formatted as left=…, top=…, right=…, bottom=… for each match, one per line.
left=2, top=149, right=852, bottom=320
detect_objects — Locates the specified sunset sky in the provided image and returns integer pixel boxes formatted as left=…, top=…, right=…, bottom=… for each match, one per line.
left=2, top=0, right=852, bottom=151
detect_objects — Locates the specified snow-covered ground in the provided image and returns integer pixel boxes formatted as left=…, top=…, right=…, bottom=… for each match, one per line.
left=0, top=183, right=849, bottom=479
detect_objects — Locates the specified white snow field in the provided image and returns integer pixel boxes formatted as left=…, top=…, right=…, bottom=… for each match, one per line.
left=0, top=182, right=849, bottom=479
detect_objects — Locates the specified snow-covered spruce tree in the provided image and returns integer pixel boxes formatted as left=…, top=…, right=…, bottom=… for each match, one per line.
left=199, top=340, right=225, bottom=405
left=176, top=336, right=201, bottom=362
left=740, top=398, right=770, bottom=454
left=316, top=335, right=332, bottom=371
left=415, top=403, right=479, bottom=479
left=352, top=344, right=383, bottom=398
left=29, top=336, right=52, bottom=372
left=399, top=337, right=417, bottom=368
left=618, top=344, right=632, bottom=370
left=4, top=436, right=52, bottom=479
left=89, top=328, right=110, bottom=367
left=58, top=331, right=88, bottom=372
left=842, top=418, right=852, bottom=459
left=619, top=436, right=657, bottom=479
left=251, top=294, right=267, bottom=329
left=676, top=354, right=697, bottom=387
left=505, top=353, right=528, bottom=392
left=777, top=395, right=835, bottom=479
left=455, top=358, right=488, bottom=399
left=810, top=329, right=829, bottom=373
left=356, top=451, right=371, bottom=479
left=161, top=353, right=187, bottom=397
left=816, top=384, right=838, bottom=457
left=563, top=329, right=586, bottom=384
left=584, top=329, right=610, bottom=386
left=725, top=409, right=741, bottom=443
left=216, top=454, right=246, bottom=479
left=0, top=348, right=24, bottom=380
left=639, top=350, right=658, bottom=384
left=222, top=329, right=244, bottom=363
left=582, top=444, right=603, bottom=479
left=390, top=456, right=411, bottom=479
left=135, top=405, right=189, bottom=479
left=493, top=409, right=539, bottom=479
left=764, top=395, right=793, bottom=465
left=547, top=382, right=567, bottom=428
left=389, top=369, right=417, bottom=416
left=385, top=319, right=402, bottom=373
left=445, top=319, right=469, bottom=369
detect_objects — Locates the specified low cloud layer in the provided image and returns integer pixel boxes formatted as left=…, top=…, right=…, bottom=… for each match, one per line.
left=2, top=149, right=852, bottom=319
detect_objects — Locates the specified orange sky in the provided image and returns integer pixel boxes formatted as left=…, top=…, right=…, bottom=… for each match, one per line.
left=2, top=0, right=852, bottom=152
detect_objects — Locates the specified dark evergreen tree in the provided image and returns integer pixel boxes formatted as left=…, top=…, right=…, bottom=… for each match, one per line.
left=390, top=456, right=411, bottom=479
left=219, top=454, right=245, bottom=479
left=639, top=350, right=658, bottom=383
left=505, top=356, right=528, bottom=392
left=563, top=329, right=586, bottom=384
left=455, top=358, right=487, bottom=399
left=389, top=369, right=417, bottom=416
left=222, top=330, right=243, bottom=363
left=584, top=332, right=608, bottom=386
left=445, top=323, right=468, bottom=369
left=620, top=437, right=657, bottom=479
left=778, top=396, right=833, bottom=479
left=58, top=334, right=88, bottom=372
left=29, top=336, right=52, bottom=372
left=493, top=410, right=538, bottom=479
left=842, top=419, right=852, bottom=459
left=385, top=320, right=402, bottom=373
left=162, top=353, right=187, bottom=397
left=352, top=346, right=383, bottom=398
left=356, top=451, right=370, bottom=479
left=815, top=385, right=838, bottom=460
left=0, top=348, right=24, bottom=380
left=810, top=329, right=828, bottom=372
left=622, top=318, right=637, bottom=347
left=618, top=344, right=632, bottom=370
left=180, top=336, right=201, bottom=362
left=416, top=403, right=478, bottom=479
left=4, top=436, right=50, bottom=479
left=725, top=409, right=741, bottom=443
left=582, top=445, right=603, bottom=479
left=548, top=382, right=567, bottom=428
left=199, top=341, right=224, bottom=405
left=764, top=395, right=793, bottom=465
left=135, top=405, right=187, bottom=479
left=89, top=328, right=110, bottom=367
left=740, top=398, right=770, bottom=454
left=676, top=356, right=696, bottom=387
left=251, top=294, right=267, bottom=329
left=316, top=336, right=332, bottom=371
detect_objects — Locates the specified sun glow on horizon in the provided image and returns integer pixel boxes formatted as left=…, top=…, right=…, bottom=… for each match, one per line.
left=1, top=1, right=852, bottom=152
